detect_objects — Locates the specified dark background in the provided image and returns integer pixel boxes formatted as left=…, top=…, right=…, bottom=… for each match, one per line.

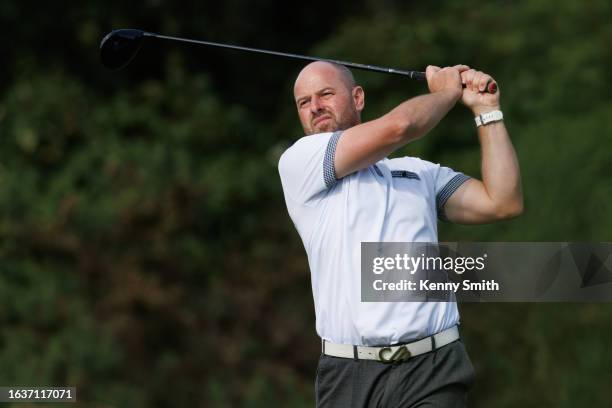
left=1, top=0, right=611, bottom=406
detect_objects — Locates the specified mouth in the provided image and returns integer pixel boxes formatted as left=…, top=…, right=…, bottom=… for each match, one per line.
left=312, top=115, right=331, bottom=127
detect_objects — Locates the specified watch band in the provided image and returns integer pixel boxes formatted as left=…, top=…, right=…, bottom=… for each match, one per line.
left=475, top=110, right=503, bottom=127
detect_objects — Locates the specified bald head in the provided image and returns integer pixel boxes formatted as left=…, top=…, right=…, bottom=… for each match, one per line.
left=293, top=61, right=364, bottom=135
left=294, top=61, right=356, bottom=97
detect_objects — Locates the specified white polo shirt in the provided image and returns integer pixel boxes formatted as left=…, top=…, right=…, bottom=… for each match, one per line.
left=278, top=131, right=471, bottom=346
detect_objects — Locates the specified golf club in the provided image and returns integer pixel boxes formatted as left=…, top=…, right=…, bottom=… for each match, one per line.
left=99, top=29, right=497, bottom=94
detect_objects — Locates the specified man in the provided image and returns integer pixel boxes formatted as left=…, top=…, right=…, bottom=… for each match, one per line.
left=278, top=61, right=522, bottom=407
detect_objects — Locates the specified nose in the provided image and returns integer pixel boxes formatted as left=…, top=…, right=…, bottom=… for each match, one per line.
left=310, top=96, right=323, bottom=113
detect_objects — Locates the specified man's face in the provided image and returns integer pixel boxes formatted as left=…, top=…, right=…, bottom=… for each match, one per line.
left=294, top=62, right=363, bottom=135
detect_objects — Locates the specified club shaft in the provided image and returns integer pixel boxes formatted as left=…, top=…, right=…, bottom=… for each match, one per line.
left=143, top=32, right=427, bottom=81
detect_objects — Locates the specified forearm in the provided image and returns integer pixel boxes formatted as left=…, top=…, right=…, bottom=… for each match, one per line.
left=478, top=120, right=523, bottom=214
left=385, top=88, right=460, bottom=145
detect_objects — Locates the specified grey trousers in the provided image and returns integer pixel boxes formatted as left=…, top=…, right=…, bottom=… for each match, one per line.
left=315, top=340, right=475, bottom=408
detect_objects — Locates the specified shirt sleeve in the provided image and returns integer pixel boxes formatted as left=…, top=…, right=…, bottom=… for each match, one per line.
left=278, top=131, right=343, bottom=205
left=416, top=158, right=471, bottom=222
left=434, top=165, right=471, bottom=222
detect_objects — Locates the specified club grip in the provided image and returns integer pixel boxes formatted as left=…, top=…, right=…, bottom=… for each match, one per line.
left=484, top=80, right=498, bottom=94
left=412, top=71, right=427, bottom=81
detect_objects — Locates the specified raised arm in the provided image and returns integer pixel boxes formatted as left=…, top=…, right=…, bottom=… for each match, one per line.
left=443, top=69, right=523, bottom=224
left=333, top=65, right=468, bottom=179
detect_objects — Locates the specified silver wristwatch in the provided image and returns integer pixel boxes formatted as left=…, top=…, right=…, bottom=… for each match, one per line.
left=475, top=110, right=503, bottom=127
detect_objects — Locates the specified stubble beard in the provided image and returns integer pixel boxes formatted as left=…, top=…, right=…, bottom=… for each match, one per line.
left=306, top=109, right=360, bottom=136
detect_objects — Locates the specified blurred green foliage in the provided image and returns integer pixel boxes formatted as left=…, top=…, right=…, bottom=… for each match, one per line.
left=0, top=0, right=611, bottom=406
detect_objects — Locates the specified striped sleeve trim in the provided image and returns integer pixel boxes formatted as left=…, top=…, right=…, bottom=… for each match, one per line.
left=373, top=164, right=384, bottom=177
left=323, top=131, right=343, bottom=188
left=436, top=173, right=471, bottom=221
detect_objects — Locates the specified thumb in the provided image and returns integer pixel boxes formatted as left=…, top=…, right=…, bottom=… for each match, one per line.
left=426, top=65, right=440, bottom=80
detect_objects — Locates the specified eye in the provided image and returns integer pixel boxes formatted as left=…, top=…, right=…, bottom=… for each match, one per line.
left=299, top=100, right=310, bottom=108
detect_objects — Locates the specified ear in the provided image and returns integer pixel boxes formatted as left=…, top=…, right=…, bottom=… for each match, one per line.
left=352, top=86, right=365, bottom=112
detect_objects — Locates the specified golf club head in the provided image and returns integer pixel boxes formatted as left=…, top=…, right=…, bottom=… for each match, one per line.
left=100, top=29, right=147, bottom=70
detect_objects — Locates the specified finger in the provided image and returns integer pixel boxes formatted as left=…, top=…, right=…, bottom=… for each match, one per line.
left=443, top=66, right=462, bottom=85
left=447, top=66, right=461, bottom=76
left=472, top=71, right=485, bottom=92
left=479, top=74, right=493, bottom=93
left=426, top=65, right=440, bottom=81
left=453, top=64, right=470, bottom=73
left=461, top=69, right=476, bottom=87
left=440, top=66, right=454, bottom=77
